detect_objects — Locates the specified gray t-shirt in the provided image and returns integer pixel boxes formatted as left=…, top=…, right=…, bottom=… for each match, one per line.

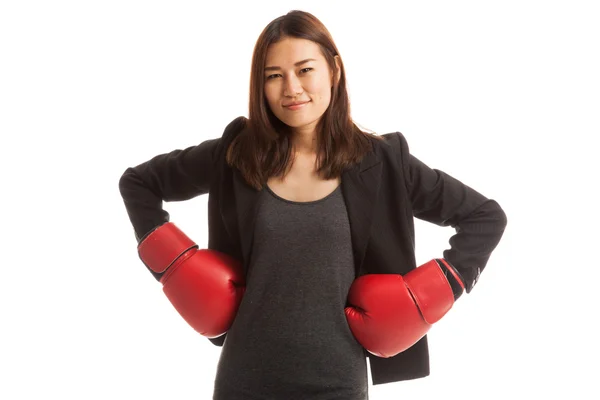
left=213, top=183, right=368, bottom=400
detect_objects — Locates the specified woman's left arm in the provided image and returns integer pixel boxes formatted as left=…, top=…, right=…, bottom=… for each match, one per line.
left=394, top=131, right=508, bottom=293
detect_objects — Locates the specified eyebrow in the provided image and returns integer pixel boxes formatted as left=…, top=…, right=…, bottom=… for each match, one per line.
left=264, top=58, right=317, bottom=72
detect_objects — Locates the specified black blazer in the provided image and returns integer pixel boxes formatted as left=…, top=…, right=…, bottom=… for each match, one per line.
left=119, top=116, right=507, bottom=385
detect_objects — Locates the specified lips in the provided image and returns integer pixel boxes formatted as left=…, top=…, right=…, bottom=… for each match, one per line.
left=284, top=101, right=310, bottom=111
left=284, top=101, right=309, bottom=107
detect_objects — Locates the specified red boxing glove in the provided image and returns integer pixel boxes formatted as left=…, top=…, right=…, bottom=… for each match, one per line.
left=137, top=222, right=246, bottom=338
left=344, top=259, right=465, bottom=358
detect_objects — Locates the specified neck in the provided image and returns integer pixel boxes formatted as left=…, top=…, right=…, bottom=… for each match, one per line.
left=290, top=129, right=318, bottom=155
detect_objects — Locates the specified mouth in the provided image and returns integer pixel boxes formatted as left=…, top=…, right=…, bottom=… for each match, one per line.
left=284, top=101, right=310, bottom=110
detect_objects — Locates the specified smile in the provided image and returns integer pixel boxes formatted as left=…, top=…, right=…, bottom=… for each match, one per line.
left=285, top=101, right=310, bottom=110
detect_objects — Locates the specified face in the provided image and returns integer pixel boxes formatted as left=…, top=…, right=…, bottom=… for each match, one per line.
left=263, top=37, right=339, bottom=135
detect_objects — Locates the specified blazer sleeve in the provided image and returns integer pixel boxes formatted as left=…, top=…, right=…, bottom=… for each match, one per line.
left=393, top=132, right=508, bottom=293
left=118, top=136, right=220, bottom=243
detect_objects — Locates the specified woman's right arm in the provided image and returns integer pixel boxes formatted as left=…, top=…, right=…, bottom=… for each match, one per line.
left=118, top=137, right=221, bottom=243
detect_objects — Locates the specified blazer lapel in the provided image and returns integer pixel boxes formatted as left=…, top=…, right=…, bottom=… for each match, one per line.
left=227, top=149, right=382, bottom=278
left=340, top=151, right=382, bottom=277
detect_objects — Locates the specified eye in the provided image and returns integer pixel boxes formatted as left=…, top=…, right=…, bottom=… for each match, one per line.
left=265, top=68, right=313, bottom=80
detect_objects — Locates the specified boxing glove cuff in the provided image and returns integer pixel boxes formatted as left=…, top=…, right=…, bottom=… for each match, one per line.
left=404, top=259, right=456, bottom=324
left=137, top=222, right=198, bottom=274
left=436, top=259, right=466, bottom=301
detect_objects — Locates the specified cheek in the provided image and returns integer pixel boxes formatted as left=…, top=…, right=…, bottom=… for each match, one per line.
left=308, top=76, right=331, bottom=96
left=263, top=86, right=273, bottom=100
left=264, top=87, right=278, bottom=106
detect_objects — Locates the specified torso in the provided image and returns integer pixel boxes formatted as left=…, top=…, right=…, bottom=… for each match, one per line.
left=266, top=153, right=341, bottom=203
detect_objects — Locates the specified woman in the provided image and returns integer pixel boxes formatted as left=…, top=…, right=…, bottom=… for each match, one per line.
left=119, top=10, right=507, bottom=400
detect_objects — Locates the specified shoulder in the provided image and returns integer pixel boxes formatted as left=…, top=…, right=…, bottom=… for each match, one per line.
left=378, top=131, right=409, bottom=151
left=220, top=115, right=249, bottom=142
left=368, top=131, right=411, bottom=163
left=212, top=115, right=249, bottom=158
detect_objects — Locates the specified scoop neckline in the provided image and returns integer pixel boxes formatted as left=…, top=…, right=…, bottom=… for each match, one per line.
left=265, top=183, right=341, bottom=205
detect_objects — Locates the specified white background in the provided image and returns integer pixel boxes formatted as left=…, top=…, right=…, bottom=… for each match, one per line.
left=1, top=1, right=598, bottom=399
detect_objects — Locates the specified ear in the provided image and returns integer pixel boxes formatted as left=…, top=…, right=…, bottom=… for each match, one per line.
left=332, top=55, right=342, bottom=86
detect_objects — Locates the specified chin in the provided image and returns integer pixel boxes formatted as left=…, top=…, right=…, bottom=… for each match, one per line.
left=284, top=119, right=316, bottom=131
left=279, top=113, right=324, bottom=129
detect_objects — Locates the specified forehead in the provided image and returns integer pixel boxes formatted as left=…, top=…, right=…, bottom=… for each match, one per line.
left=265, top=37, right=324, bottom=65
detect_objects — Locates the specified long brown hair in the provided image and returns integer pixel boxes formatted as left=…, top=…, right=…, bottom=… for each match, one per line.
left=226, top=10, right=384, bottom=191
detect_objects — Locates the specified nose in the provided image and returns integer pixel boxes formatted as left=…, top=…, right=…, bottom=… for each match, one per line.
left=283, top=75, right=303, bottom=97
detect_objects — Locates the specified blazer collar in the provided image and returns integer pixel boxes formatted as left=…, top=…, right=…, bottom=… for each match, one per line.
left=227, top=147, right=382, bottom=278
